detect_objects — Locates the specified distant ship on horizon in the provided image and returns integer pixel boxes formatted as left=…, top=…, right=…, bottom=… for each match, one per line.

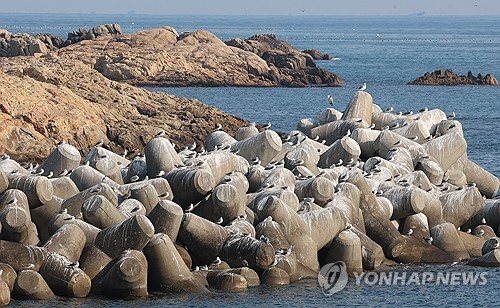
left=408, top=11, right=426, bottom=16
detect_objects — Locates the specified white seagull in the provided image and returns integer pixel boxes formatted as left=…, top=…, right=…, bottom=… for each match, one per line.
left=358, top=83, right=367, bottom=91
left=327, top=95, right=334, bottom=106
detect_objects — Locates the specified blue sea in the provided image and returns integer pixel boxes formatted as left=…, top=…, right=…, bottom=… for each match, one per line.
left=2, top=13, right=500, bottom=307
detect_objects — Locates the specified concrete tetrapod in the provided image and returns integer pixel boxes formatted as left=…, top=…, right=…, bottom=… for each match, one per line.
left=36, top=143, right=81, bottom=178
left=98, top=250, right=148, bottom=298
left=94, top=215, right=155, bottom=259
left=143, top=233, right=208, bottom=293
left=13, top=270, right=56, bottom=300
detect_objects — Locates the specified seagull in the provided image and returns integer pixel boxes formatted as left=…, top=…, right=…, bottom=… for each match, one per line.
left=390, top=122, right=400, bottom=129
left=94, top=139, right=104, bottom=147
left=215, top=123, right=222, bottom=130
left=264, top=216, right=273, bottom=222
left=158, top=191, right=170, bottom=198
left=58, top=169, right=69, bottom=177
left=260, top=235, right=270, bottom=244
left=405, top=229, right=413, bottom=235
left=129, top=175, right=140, bottom=182
left=185, top=204, right=194, bottom=213
left=402, top=111, right=413, bottom=116
left=155, top=130, right=166, bottom=138
left=481, top=217, right=486, bottom=224
left=47, top=171, right=54, bottom=178
left=263, top=122, right=272, bottom=130
left=466, top=229, right=471, bottom=234
left=32, top=168, right=44, bottom=175
left=59, top=208, right=68, bottom=214
left=345, top=129, right=351, bottom=137
left=385, top=107, right=394, bottom=113
left=424, top=236, right=433, bottom=244
left=156, top=170, right=165, bottom=177
left=188, top=142, right=197, bottom=151
left=345, top=223, right=352, bottom=230
left=21, top=263, right=35, bottom=270
left=216, top=217, right=223, bottom=225
left=212, top=257, right=222, bottom=265
left=0, top=154, right=10, bottom=160
left=327, top=95, right=334, bottom=106
left=409, top=136, right=418, bottom=141
left=477, top=229, right=485, bottom=236
left=419, top=107, right=428, bottom=113
left=242, top=260, right=249, bottom=267
left=369, top=123, right=375, bottom=129
left=6, top=198, right=17, bottom=206
left=358, top=83, right=367, bottom=91
left=282, top=247, right=293, bottom=255
left=447, top=112, right=456, bottom=119
left=335, top=159, right=343, bottom=167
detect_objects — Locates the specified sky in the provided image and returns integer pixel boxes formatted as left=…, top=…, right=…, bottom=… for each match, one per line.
left=1, top=0, right=498, bottom=15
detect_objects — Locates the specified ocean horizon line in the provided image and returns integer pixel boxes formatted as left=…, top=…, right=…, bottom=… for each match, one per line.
left=1, top=12, right=500, bottom=18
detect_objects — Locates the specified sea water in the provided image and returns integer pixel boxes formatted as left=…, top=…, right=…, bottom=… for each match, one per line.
left=1, top=13, right=499, bottom=306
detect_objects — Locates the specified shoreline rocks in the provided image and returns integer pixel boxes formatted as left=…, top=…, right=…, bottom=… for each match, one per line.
left=0, top=24, right=121, bottom=57
left=408, top=69, right=498, bottom=86
left=1, top=25, right=343, bottom=88
left=0, top=53, right=247, bottom=162
left=225, top=33, right=343, bottom=87
left=302, top=49, right=334, bottom=60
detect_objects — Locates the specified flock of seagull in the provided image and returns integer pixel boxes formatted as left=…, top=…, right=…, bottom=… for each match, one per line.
left=327, top=82, right=456, bottom=120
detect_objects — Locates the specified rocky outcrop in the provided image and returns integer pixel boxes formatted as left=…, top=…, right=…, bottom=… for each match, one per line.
left=2, top=25, right=342, bottom=87
left=0, top=24, right=121, bottom=57
left=225, top=34, right=297, bottom=57
left=302, top=49, right=333, bottom=60
left=0, top=31, right=62, bottom=57
left=66, top=24, right=122, bottom=45
left=0, top=54, right=247, bottom=162
left=408, top=69, right=498, bottom=86
left=225, top=33, right=343, bottom=87
left=55, top=27, right=343, bottom=87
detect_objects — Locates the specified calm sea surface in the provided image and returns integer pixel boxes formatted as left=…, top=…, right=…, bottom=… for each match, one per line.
left=1, top=13, right=499, bottom=306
